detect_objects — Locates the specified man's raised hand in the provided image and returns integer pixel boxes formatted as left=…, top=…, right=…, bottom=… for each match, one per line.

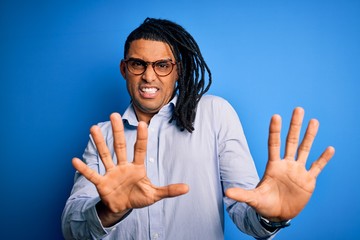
left=226, top=107, right=335, bottom=221
left=72, top=113, right=189, bottom=226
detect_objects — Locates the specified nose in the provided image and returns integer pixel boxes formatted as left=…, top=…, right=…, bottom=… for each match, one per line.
left=141, top=65, right=157, bottom=82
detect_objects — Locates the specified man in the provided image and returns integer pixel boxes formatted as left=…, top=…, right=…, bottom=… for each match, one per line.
left=62, top=18, right=334, bottom=239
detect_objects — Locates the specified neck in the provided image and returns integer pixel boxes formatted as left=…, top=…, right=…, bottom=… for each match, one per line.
left=133, top=106, right=155, bottom=125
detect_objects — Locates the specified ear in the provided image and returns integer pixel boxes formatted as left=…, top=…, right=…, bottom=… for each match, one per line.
left=120, top=60, right=127, bottom=79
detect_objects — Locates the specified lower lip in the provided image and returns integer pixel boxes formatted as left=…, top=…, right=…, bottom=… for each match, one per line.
left=139, top=89, right=158, bottom=99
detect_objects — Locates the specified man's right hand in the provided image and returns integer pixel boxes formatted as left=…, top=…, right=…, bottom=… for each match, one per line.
left=72, top=113, right=189, bottom=227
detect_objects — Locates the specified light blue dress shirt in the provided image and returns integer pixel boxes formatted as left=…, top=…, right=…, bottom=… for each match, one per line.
left=62, top=95, right=277, bottom=239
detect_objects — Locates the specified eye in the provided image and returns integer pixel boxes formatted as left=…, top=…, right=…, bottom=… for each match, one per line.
left=155, top=61, right=171, bottom=69
left=129, top=59, right=146, bottom=69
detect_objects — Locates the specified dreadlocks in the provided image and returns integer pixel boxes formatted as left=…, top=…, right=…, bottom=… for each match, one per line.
left=124, top=18, right=212, bottom=133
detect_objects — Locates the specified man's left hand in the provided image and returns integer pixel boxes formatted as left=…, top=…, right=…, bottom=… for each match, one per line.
left=225, top=107, right=335, bottom=221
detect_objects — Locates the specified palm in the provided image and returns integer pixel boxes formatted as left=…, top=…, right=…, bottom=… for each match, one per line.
left=95, top=162, right=157, bottom=212
left=72, top=113, right=188, bottom=215
left=250, top=160, right=315, bottom=220
left=226, top=108, right=334, bottom=220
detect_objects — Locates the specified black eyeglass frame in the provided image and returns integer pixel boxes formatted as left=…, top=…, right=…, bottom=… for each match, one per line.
left=123, top=58, right=176, bottom=77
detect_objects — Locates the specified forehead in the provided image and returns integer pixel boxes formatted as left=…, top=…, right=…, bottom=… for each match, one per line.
left=127, top=39, right=174, bottom=61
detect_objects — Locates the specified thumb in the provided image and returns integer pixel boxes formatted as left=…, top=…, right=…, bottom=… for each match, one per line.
left=155, top=183, right=189, bottom=200
left=225, top=187, right=256, bottom=204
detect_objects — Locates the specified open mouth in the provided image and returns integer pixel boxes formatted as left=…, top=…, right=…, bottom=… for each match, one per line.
left=139, top=87, right=159, bottom=98
left=141, top=87, right=158, bottom=94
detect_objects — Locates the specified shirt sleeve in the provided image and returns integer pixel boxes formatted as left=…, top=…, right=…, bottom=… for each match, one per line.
left=214, top=97, right=278, bottom=239
left=61, top=122, right=122, bottom=240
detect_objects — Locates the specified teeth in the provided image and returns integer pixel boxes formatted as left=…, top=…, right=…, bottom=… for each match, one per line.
left=142, top=87, right=157, bottom=93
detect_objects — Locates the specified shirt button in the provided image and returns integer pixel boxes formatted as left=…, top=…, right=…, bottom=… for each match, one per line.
left=152, top=233, right=159, bottom=239
left=149, top=157, right=155, bottom=163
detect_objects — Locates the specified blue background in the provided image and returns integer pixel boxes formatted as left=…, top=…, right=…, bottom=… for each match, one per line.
left=1, top=0, right=359, bottom=239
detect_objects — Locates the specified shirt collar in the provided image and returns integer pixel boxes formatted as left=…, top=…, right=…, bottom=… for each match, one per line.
left=122, top=95, right=177, bottom=127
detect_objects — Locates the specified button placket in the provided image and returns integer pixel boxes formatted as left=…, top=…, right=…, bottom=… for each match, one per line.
left=147, top=120, right=163, bottom=239
left=152, top=232, right=159, bottom=239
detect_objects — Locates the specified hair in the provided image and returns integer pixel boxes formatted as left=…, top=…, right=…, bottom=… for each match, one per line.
left=124, top=18, right=212, bottom=133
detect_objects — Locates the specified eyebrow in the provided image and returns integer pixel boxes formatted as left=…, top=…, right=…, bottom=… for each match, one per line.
left=126, top=57, right=173, bottom=62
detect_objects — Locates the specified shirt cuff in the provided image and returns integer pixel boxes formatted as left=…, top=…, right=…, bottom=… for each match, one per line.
left=247, top=207, right=281, bottom=237
left=83, top=197, right=120, bottom=238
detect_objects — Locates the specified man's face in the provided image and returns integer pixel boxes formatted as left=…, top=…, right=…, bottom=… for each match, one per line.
left=120, top=39, right=178, bottom=123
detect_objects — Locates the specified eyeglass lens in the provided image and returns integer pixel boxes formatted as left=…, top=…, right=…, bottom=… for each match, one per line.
left=126, top=59, right=174, bottom=76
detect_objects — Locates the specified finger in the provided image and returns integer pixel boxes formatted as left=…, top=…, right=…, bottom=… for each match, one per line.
left=225, top=188, right=257, bottom=206
left=284, top=107, right=304, bottom=160
left=133, top=121, right=148, bottom=165
left=90, top=125, right=114, bottom=171
left=297, top=119, right=319, bottom=165
left=110, top=113, right=127, bottom=165
left=154, top=183, right=189, bottom=200
left=308, top=146, right=335, bottom=178
left=268, top=114, right=282, bottom=161
left=72, top=158, right=102, bottom=185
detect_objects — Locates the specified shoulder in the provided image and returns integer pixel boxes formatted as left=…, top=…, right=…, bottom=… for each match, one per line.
left=97, top=120, right=111, bottom=129
left=96, top=120, right=113, bottom=138
left=197, top=94, right=242, bottom=126
left=197, top=95, right=235, bottom=113
left=198, top=94, right=230, bottom=106
left=195, top=95, right=240, bottom=125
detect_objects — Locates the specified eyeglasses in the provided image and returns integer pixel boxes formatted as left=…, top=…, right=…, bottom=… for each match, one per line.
left=123, top=58, right=176, bottom=77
